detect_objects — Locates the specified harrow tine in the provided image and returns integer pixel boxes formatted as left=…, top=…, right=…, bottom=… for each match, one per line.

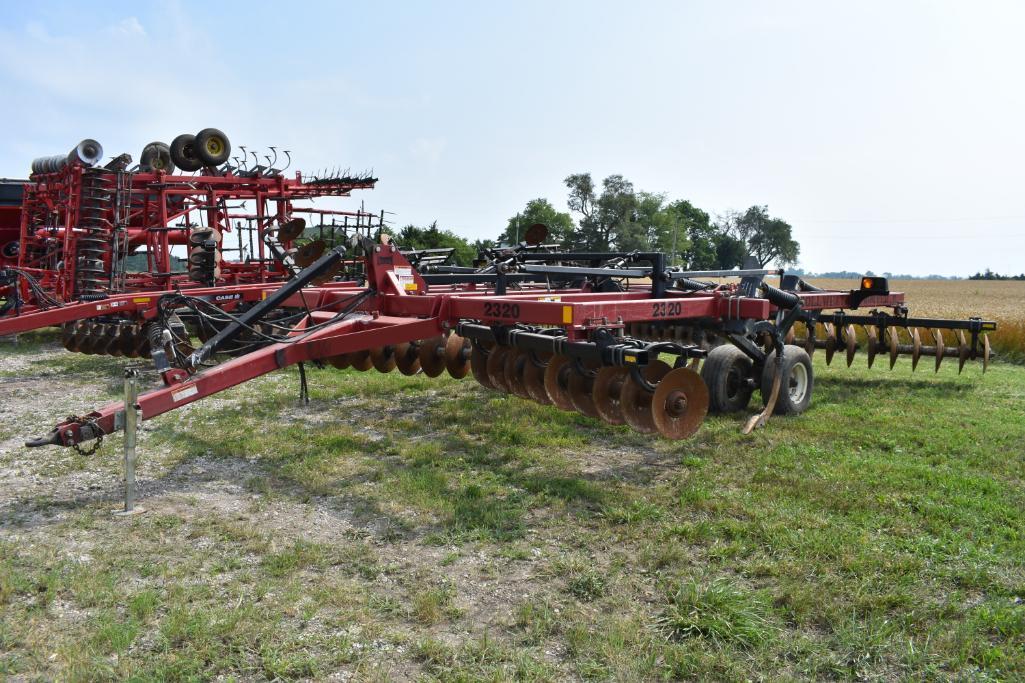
left=845, top=324, right=857, bottom=367
left=866, top=326, right=878, bottom=369
left=983, top=333, right=990, bottom=373
left=933, top=329, right=944, bottom=372
left=956, top=330, right=969, bottom=374
left=824, top=323, right=836, bottom=366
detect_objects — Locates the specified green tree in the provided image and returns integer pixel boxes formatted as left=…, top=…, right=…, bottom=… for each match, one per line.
left=564, top=173, right=670, bottom=252
left=498, top=198, right=574, bottom=246
left=714, top=234, right=748, bottom=269
left=719, top=206, right=800, bottom=267
left=394, top=221, right=476, bottom=266
left=665, top=199, right=714, bottom=268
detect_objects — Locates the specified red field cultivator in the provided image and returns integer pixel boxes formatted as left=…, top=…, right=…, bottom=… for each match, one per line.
left=0, top=131, right=382, bottom=356
left=24, top=225, right=996, bottom=454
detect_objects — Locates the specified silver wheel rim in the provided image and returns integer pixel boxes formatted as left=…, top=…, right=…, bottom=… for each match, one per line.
left=788, top=362, right=808, bottom=404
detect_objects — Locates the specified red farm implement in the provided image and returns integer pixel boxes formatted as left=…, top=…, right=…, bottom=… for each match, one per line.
left=0, top=131, right=383, bottom=355
left=24, top=226, right=996, bottom=454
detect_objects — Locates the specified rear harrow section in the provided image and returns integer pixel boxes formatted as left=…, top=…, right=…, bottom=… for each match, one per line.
left=21, top=237, right=996, bottom=454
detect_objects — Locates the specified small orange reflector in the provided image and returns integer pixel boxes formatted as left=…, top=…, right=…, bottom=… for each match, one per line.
left=132, top=297, right=151, bottom=304
left=862, top=278, right=872, bottom=289
left=562, top=305, right=573, bottom=324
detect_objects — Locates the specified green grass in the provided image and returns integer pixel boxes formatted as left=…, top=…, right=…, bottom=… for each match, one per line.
left=1, top=341, right=1024, bottom=680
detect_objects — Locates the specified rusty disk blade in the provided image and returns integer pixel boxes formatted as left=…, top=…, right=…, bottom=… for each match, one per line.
left=277, top=217, right=306, bottom=242
left=567, top=361, right=601, bottom=418
left=652, top=367, right=709, bottom=440
left=349, top=349, right=374, bottom=371
left=311, top=260, right=342, bottom=285
left=486, top=346, right=512, bottom=392
left=543, top=355, right=576, bottom=411
left=523, top=222, right=549, bottom=246
left=592, top=366, right=629, bottom=425
left=105, top=325, right=124, bottom=357
left=370, top=345, right=397, bottom=373
left=933, top=329, right=944, bottom=373
left=394, top=342, right=421, bottom=376
left=824, top=323, right=836, bottom=366
left=445, top=333, right=471, bottom=379
left=523, top=352, right=552, bottom=404
left=327, top=353, right=351, bottom=370
left=784, top=326, right=795, bottom=345
left=845, top=324, right=857, bottom=367
left=503, top=349, right=532, bottom=399
left=983, top=333, right=990, bottom=373
left=470, top=344, right=494, bottom=389
left=619, top=360, right=672, bottom=434
left=137, top=326, right=152, bottom=359
left=888, top=328, right=899, bottom=369
left=956, top=330, right=969, bottom=374
left=294, top=239, right=326, bottom=268
left=804, top=321, right=816, bottom=357
left=61, top=322, right=78, bottom=351
left=418, top=336, right=447, bottom=378
left=911, top=327, right=922, bottom=371
left=121, top=325, right=139, bottom=357
left=866, top=326, right=878, bottom=369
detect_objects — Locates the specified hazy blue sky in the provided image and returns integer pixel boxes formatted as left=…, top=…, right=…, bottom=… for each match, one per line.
left=1, top=1, right=1022, bottom=275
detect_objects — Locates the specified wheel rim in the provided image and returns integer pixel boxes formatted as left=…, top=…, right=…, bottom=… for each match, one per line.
left=206, top=138, right=224, bottom=155
left=725, top=365, right=745, bottom=401
left=788, top=362, right=808, bottom=404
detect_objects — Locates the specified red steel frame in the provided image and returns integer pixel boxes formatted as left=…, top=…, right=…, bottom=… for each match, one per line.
left=38, top=243, right=909, bottom=447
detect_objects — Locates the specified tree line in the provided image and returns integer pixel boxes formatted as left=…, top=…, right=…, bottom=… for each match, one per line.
left=392, top=172, right=801, bottom=269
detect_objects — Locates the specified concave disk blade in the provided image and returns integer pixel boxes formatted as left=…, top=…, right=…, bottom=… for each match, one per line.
left=486, top=346, right=511, bottom=392
left=394, top=342, right=421, bottom=376
left=592, top=366, right=629, bottom=425
left=523, top=352, right=552, bottom=404
left=419, top=336, right=447, bottom=377
left=277, top=217, right=307, bottom=242
left=349, top=349, right=373, bottom=371
left=327, top=353, right=351, bottom=369
left=503, top=349, right=532, bottom=399
left=370, top=345, right=397, bottom=373
left=470, top=344, right=494, bottom=388
left=567, top=361, right=601, bottom=418
left=619, top=360, right=671, bottom=433
left=294, top=239, right=326, bottom=268
left=845, top=325, right=857, bottom=367
left=445, top=333, right=470, bottom=379
left=824, top=323, right=836, bottom=366
left=543, top=355, right=576, bottom=411
left=911, top=327, right=922, bottom=371
left=651, top=367, right=709, bottom=440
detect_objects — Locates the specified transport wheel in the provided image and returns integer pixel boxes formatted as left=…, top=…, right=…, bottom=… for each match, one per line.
left=503, top=349, right=532, bottom=399
left=445, top=334, right=471, bottom=379
left=522, top=352, right=552, bottom=405
left=591, top=366, right=629, bottom=425
left=566, top=360, right=601, bottom=418
left=700, top=345, right=754, bottom=414
left=543, top=355, right=576, bottom=411
left=470, top=344, right=494, bottom=389
left=652, top=367, right=709, bottom=440
left=327, top=354, right=351, bottom=369
left=619, top=360, right=672, bottom=433
left=370, top=345, right=397, bottom=373
left=170, top=134, right=203, bottom=172
left=760, top=345, right=813, bottom=415
left=349, top=349, right=374, bottom=371
left=394, top=342, right=421, bottom=376
left=486, top=346, right=512, bottom=392
left=419, top=336, right=447, bottom=377
left=195, top=128, right=231, bottom=166
left=140, top=141, right=176, bottom=173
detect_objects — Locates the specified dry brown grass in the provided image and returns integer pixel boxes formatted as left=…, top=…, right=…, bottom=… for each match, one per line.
left=809, top=278, right=1025, bottom=362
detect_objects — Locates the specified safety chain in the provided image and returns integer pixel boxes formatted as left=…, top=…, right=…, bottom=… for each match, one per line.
left=67, top=415, right=104, bottom=456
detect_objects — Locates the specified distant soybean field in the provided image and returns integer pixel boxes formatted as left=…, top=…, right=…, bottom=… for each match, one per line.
left=809, top=278, right=1025, bottom=363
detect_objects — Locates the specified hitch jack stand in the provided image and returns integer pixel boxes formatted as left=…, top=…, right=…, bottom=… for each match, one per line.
left=113, top=367, right=145, bottom=517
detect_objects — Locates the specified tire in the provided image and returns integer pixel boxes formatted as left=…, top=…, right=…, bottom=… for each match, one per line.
left=194, top=128, right=231, bottom=166
left=170, top=134, right=203, bottom=172
left=760, top=345, right=813, bottom=415
left=700, top=345, right=754, bottom=414
left=140, top=141, right=175, bottom=173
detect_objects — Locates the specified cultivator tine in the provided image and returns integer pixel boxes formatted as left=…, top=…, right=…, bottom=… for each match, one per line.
left=956, top=330, right=970, bottom=374
left=824, top=323, right=837, bottom=366
left=845, top=324, right=857, bottom=367
left=866, top=326, right=878, bottom=369
left=933, top=329, right=944, bottom=372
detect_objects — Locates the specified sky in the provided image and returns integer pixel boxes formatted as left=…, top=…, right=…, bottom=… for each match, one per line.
left=1, top=0, right=1023, bottom=276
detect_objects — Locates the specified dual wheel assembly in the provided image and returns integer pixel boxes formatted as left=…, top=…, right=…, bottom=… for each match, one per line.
left=138, top=128, right=231, bottom=173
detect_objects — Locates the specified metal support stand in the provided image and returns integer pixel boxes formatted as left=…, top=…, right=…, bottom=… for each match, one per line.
left=113, top=367, right=145, bottom=516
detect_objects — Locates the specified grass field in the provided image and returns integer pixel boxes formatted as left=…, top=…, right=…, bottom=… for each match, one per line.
left=1, top=328, right=1024, bottom=681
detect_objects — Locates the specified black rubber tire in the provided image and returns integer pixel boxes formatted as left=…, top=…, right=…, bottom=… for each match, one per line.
left=700, top=345, right=754, bottom=414
left=760, top=345, right=813, bottom=415
left=140, top=142, right=175, bottom=173
left=194, top=128, right=231, bottom=166
left=170, top=134, right=203, bottom=172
